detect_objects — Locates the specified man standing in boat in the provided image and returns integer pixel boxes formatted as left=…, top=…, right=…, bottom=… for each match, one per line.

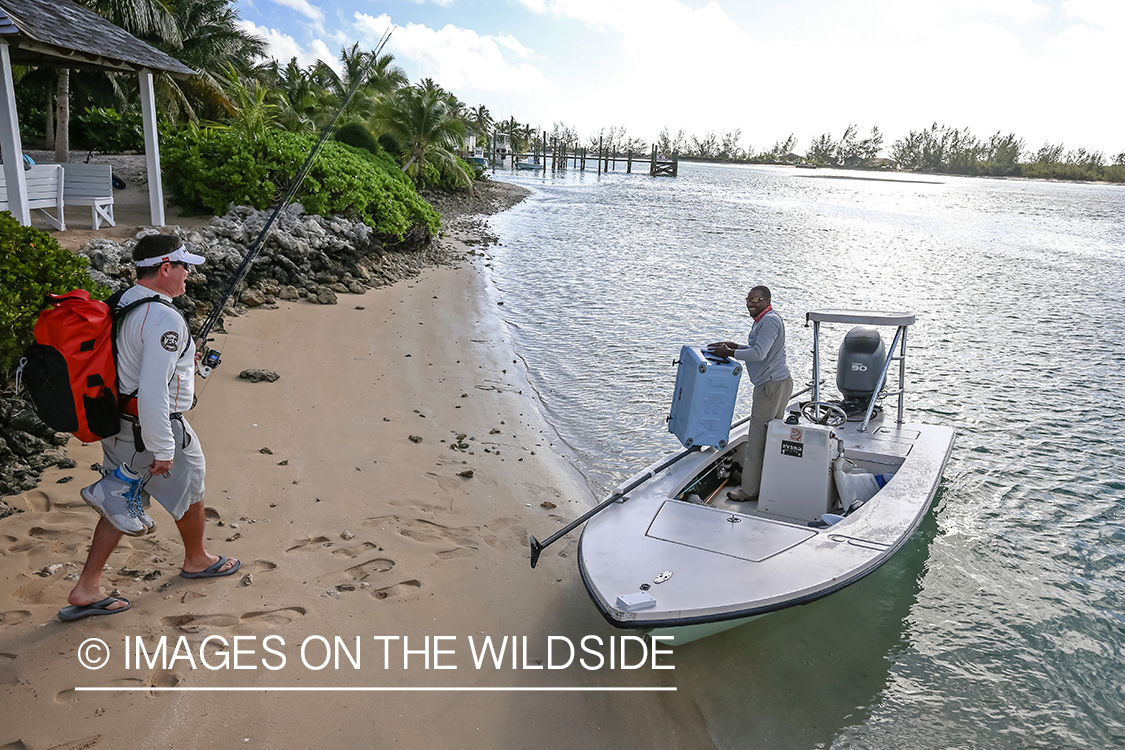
left=708, top=286, right=793, bottom=502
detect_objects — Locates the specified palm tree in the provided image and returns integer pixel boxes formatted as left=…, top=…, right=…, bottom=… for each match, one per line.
left=155, top=0, right=267, bottom=121
left=372, top=85, right=470, bottom=186
left=468, top=105, right=493, bottom=141
left=313, top=43, right=407, bottom=127
left=220, top=63, right=278, bottom=141
left=265, top=57, right=323, bottom=135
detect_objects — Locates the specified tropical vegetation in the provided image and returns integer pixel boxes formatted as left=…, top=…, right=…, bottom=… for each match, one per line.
left=15, top=0, right=491, bottom=198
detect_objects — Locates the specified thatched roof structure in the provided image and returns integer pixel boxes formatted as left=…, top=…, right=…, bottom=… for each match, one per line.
left=0, top=0, right=193, bottom=76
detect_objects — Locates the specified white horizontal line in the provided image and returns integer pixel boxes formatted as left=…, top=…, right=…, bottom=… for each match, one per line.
left=76, top=686, right=676, bottom=692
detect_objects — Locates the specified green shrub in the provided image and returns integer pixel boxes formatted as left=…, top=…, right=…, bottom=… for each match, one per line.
left=0, top=213, right=105, bottom=376
left=333, top=122, right=382, bottom=156
left=416, top=155, right=475, bottom=191
left=75, top=107, right=145, bottom=153
left=378, top=133, right=402, bottom=159
left=160, top=128, right=440, bottom=240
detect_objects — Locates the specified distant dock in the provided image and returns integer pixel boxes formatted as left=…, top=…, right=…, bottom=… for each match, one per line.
left=504, top=135, right=678, bottom=177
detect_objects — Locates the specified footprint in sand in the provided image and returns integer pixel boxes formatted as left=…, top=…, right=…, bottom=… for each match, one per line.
left=285, top=536, right=332, bottom=554
left=0, top=610, right=31, bottom=627
left=147, top=670, right=183, bottom=696
left=28, top=526, right=71, bottom=540
left=344, top=558, right=395, bottom=580
left=373, top=580, right=421, bottom=600
left=423, top=472, right=462, bottom=494
left=160, top=613, right=239, bottom=633
left=244, top=559, right=278, bottom=573
left=436, top=547, right=475, bottom=561
left=0, top=652, right=18, bottom=686
left=331, top=542, right=378, bottom=558
left=23, top=490, right=50, bottom=512
left=397, top=518, right=481, bottom=549
left=358, top=515, right=397, bottom=529
left=240, top=607, right=307, bottom=628
left=204, top=507, right=221, bottom=520
left=56, top=677, right=145, bottom=704
left=5, top=539, right=36, bottom=554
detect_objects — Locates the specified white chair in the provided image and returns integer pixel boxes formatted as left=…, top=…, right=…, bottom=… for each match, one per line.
left=0, top=164, right=66, bottom=231
left=60, top=162, right=115, bottom=229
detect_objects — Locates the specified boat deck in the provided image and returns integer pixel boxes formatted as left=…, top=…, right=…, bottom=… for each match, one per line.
left=579, top=413, right=954, bottom=631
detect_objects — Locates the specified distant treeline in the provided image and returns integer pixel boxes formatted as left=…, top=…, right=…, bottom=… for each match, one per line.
left=653, top=123, right=1125, bottom=183
left=523, top=122, right=1123, bottom=183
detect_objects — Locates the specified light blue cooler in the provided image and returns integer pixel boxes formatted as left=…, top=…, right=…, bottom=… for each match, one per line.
left=667, top=345, right=742, bottom=449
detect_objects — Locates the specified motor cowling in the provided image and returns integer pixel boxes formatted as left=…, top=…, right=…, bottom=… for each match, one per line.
left=836, top=326, right=885, bottom=402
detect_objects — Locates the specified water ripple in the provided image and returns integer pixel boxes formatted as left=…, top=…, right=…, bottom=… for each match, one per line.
left=488, top=163, right=1125, bottom=749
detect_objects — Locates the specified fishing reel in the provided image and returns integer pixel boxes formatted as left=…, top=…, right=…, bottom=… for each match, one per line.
left=197, top=346, right=222, bottom=378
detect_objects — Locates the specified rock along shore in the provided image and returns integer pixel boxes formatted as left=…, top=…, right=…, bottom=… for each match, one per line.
left=0, top=178, right=529, bottom=506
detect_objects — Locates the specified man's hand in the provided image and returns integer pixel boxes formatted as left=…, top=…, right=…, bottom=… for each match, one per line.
left=150, top=459, right=173, bottom=476
left=707, top=342, right=737, bottom=358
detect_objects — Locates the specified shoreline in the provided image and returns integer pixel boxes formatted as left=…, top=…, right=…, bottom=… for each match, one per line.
left=0, top=178, right=717, bottom=748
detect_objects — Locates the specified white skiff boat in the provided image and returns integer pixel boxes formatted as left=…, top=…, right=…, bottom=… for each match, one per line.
left=568, top=309, right=955, bottom=644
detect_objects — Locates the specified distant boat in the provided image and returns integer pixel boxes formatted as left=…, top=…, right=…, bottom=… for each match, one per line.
left=516, top=156, right=543, bottom=171
left=796, top=163, right=818, bottom=169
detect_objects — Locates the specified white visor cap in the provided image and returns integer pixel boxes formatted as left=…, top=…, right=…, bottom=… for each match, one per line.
left=134, top=244, right=206, bottom=267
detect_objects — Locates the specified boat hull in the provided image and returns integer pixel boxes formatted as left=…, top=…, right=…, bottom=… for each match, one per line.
left=578, top=413, right=954, bottom=643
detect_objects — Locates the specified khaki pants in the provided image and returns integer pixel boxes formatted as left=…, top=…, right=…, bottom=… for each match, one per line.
left=740, top=376, right=793, bottom=497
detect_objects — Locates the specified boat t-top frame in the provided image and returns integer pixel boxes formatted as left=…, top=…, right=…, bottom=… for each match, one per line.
left=805, top=309, right=915, bottom=432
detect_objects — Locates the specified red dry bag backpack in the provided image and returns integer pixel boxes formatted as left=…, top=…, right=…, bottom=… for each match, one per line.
left=16, top=289, right=173, bottom=443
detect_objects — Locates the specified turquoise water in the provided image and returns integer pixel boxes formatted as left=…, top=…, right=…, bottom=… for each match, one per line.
left=486, top=162, right=1125, bottom=749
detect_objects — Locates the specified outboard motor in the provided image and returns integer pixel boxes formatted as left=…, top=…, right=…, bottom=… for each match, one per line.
left=836, top=326, right=885, bottom=419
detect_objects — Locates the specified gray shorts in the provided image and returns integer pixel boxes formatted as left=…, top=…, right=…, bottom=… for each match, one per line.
left=101, top=415, right=206, bottom=521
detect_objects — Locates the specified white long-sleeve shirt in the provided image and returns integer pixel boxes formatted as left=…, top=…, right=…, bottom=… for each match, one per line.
left=114, top=285, right=195, bottom=460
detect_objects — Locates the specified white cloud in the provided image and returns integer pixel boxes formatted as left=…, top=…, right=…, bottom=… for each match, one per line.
left=265, top=0, right=323, bottom=24
left=495, top=34, right=533, bottom=59
left=1061, top=0, right=1125, bottom=29
left=237, top=20, right=338, bottom=72
left=949, top=0, right=1048, bottom=23
left=353, top=13, right=556, bottom=93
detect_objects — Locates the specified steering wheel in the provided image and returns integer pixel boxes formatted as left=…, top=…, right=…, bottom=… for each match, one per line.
left=801, top=401, right=848, bottom=427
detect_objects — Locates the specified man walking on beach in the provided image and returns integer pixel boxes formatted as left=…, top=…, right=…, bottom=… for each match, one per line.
left=708, top=286, right=793, bottom=502
left=59, top=234, right=239, bottom=621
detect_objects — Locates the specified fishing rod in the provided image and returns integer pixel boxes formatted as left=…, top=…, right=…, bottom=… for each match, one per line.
left=528, top=381, right=821, bottom=568
left=195, top=27, right=395, bottom=377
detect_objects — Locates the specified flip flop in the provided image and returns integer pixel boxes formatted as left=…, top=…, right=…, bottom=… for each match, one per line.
left=58, top=596, right=131, bottom=621
left=180, top=556, right=241, bottom=579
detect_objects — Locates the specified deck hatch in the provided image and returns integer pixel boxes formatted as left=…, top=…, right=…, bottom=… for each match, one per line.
left=646, top=501, right=816, bottom=562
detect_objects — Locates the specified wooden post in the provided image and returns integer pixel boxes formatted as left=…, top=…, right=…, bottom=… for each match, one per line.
left=627, top=150, right=632, bottom=174
left=650, top=145, right=657, bottom=176
left=598, top=137, right=602, bottom=176
left=672, top=152, right=679, bottom=177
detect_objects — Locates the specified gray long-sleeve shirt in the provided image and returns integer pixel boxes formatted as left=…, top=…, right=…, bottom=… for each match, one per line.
left=731, top=309, right=790, bottom=386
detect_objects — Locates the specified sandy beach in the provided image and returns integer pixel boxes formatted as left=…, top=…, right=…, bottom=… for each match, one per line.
left=0, top=176, right=714, bottom=749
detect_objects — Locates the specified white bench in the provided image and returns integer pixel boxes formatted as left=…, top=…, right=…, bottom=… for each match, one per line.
left=0, top=164, right=66, bottom=231
left=59, top=162, right=115, bottom=230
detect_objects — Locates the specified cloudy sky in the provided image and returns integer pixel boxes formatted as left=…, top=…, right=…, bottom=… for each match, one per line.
left=234, top=0, right=1122, bottom=157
